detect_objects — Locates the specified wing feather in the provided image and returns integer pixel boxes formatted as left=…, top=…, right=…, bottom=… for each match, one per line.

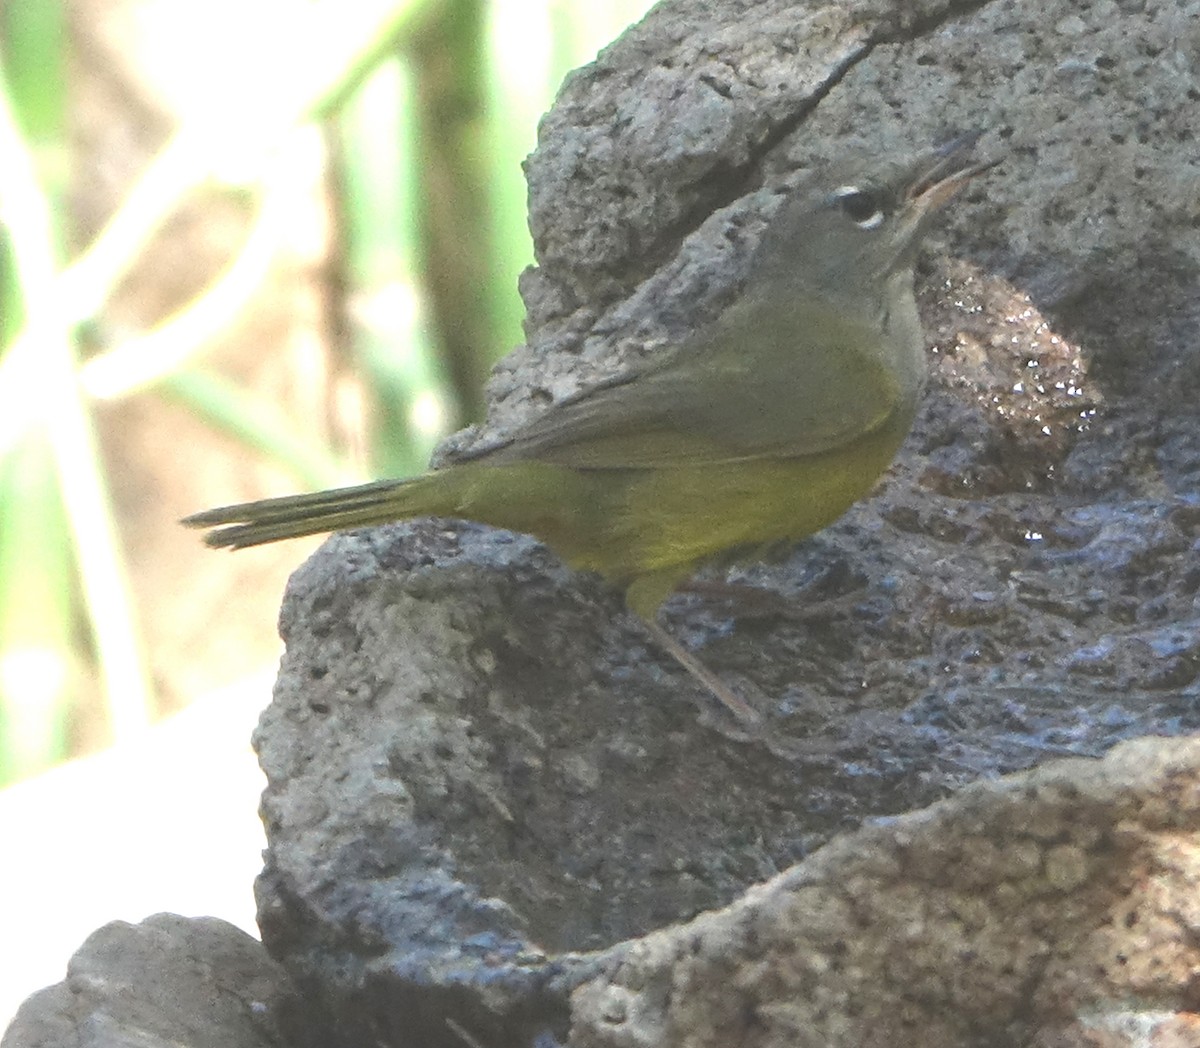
left=485, top=294, right=904, bottom=471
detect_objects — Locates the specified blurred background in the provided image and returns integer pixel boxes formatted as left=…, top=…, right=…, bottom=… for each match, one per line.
left=0, top=0, right=652, bottom=1025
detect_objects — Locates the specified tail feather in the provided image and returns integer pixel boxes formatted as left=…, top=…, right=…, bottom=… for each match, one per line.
left=182, top=475, right=451, bottom=549
left=184, top=459, right=600, bottom=554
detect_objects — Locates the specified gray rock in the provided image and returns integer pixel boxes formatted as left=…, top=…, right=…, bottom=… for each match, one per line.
left=1, top=915, right=305, bottom=1048
left=255, top=0, right=1200, bottom=1045
left=570, top=736, right=1200, bottom=1048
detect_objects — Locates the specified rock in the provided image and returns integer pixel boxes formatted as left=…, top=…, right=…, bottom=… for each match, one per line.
left=570, top=737, right=1200, bottom=1048
left=1, top=914, right=306, bottom=1048
left=185, top=0, right=1200, bottom=1045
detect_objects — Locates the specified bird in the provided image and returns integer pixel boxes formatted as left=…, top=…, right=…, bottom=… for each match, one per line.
left=184, top=135, right=996, bottom=721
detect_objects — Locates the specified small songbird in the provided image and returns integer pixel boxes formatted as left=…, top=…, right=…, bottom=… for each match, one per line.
left=185, top=136, right=996, bottom=720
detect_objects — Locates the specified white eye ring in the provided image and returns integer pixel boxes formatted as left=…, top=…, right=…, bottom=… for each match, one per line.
left=832, top=185, right=886, bottom=230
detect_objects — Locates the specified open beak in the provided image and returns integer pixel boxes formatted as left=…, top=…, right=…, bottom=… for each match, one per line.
left=904, top=131, right=1001, bottom=216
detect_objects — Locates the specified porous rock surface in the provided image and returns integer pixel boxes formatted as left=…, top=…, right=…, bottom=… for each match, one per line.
left=570, top=737, right=1200, bottom=1048
left=1, top=915, right=307, bottom=1048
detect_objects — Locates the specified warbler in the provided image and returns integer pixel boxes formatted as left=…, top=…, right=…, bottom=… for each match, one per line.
left=185, top=136, right=996, bottom=720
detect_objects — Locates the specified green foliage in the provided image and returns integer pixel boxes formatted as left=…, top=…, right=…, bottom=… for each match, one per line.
left=0, top=0, right=78, bottom=783
left=0, top=0, right=654, bottom=784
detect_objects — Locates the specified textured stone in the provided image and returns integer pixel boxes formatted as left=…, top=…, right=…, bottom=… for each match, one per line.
left=1, top=915, right=305, bottom=1048
left=570, top=738, right=1200, bottom=1048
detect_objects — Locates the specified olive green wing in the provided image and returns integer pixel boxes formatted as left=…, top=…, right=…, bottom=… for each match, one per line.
left=484, top=296, right=910, bottom=470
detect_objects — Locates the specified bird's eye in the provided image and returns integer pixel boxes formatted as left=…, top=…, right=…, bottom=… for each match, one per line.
left=831, top=185, right=886, bottom=229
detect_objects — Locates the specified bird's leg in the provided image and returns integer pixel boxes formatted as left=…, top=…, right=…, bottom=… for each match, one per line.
left=640, top=617, right=761, bottom=723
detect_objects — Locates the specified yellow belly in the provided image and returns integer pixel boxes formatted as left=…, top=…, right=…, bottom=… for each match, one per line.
left=563, top=414, right=912, bottom=617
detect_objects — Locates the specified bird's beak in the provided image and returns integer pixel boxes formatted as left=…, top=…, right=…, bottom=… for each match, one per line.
left=903, top=132, right=1001, bottom=217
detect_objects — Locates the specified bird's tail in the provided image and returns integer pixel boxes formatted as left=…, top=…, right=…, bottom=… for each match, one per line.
left=182, top=470, right=483, bottom=549
left=183, top=460, right=601, bottom=551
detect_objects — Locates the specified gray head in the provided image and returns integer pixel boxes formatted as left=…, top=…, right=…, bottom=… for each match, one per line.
left=753, top=135, right=997, bottom=305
